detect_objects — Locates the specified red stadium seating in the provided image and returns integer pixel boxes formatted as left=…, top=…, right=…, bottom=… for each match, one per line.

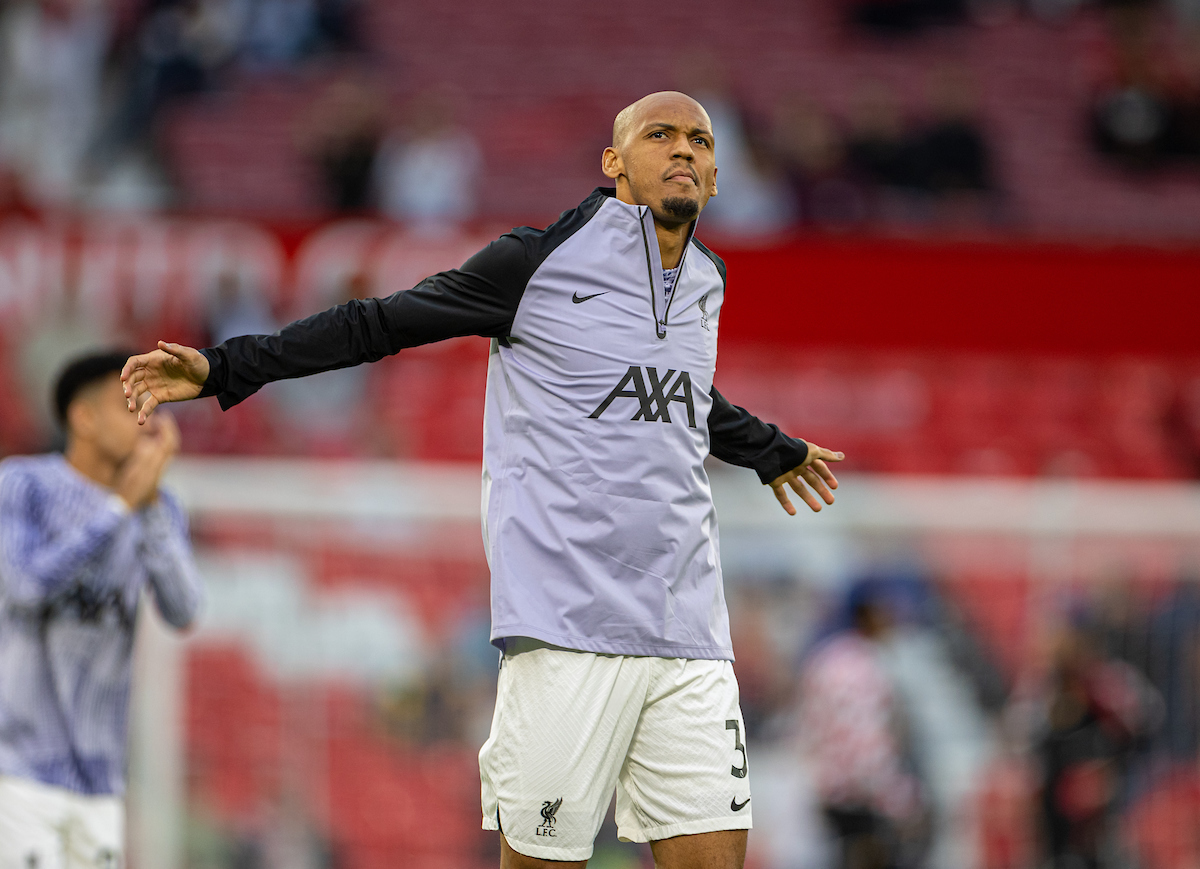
left=157, top=0, right=1200, bottom=237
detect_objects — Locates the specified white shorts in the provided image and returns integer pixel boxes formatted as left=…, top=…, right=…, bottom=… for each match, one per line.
left=0, top=775, right=124, bottom=869
left=479, top=638, right=752, bottom=862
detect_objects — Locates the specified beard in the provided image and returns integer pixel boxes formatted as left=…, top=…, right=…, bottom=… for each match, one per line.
left=661, top=196, right=699, bottom=221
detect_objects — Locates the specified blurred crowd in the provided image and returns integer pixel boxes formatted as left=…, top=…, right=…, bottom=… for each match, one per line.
left=724, top=566, right=1200, bottom=869
left=1088, top=0, right=1200, bottom=169
left=680, top=65, right=999, bottom=235
left=0, top=0, right=481, bottom=228
left=0, top=0, right=1199, bottom=233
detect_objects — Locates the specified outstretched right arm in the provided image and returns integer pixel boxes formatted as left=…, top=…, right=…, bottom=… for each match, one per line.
left=122, top=234, right=535, bottom=422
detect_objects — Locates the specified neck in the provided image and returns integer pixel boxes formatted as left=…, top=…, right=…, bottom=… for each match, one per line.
left=65, top=440, right=118, bottom=490
left=653, top=218, right=690, bottom=269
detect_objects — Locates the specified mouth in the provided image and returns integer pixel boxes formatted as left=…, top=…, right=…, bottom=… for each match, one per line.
left=665, top=168, right=698, bottom=185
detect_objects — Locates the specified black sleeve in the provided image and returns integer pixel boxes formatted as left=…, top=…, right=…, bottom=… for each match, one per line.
left=707, top=386, right=808, bottom=484
left=199, top=233, right=535, bottom=410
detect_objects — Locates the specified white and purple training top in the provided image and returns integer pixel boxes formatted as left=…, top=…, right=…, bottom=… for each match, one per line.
left=0, top=454, right=202, bottom=796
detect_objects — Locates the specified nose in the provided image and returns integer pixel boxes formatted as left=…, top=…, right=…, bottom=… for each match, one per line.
left=672, top=136, right=695, bottom=161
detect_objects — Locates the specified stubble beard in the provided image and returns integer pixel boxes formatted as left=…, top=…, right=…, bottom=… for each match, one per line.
left=661, top=196, right=700, bottom=221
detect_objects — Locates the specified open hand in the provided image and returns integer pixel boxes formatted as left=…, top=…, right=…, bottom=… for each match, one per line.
left=768, top=442, right=844, bottom=516
left=122, top=341, right=210, bottom=424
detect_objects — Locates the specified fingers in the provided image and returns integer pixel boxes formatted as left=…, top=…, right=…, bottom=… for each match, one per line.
left=120, top=354, right=144, bottom=388
left=126, top=377, right=152, bottom=413
left=786, top=474, right=824, bottom=512
left=768, top=444, right=847, bottom=516
left=159, top=340, right=189, bottom=361
left=124, top=371, right=147, bottom=409
left=137, top=393, right=160, bottom=425
left=799, top=465, right=836, bottom=505
left=771, top=482, right=797, bottom=516
left=810, top=458, right=839, bottom=490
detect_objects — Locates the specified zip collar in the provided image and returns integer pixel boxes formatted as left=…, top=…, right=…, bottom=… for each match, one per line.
left=594, top=189, right=699, bottom=340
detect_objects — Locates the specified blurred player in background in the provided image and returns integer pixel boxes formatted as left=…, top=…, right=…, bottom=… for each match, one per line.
left=0, top=351, right=203, bottom=869
left=800, top=582, right=925, bottom=869
left=121, top=91, right=843, bottom=869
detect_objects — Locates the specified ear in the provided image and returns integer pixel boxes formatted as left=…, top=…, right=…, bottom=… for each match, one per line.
left=711, top=165, right=718, bottom=198
left=601, top=146, right=623, bottom=181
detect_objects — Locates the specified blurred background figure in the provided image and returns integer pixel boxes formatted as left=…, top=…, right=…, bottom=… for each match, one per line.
left=800, top=580, right=927, bottom=869
left=0, top=0, right=110, bottom=209
left=374, top=89, right=481, bottom=235
left=673, top=56, right=795, bottom=236
left=772, top=94, right=868, bottom=228
left=910, top=65, right=996, bottom=224
left=1032, top=620, right=1159, bottom=869
left=296, top=67, right=387, bottom=215
left=0, top=351, right=202, bottom=869
left=845, top=81, right=924, bottom=222
left=205, top=268, right=279, bottom=347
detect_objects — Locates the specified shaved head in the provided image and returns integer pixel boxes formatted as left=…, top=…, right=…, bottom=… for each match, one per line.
left=612, top=91, right=711, bottom=149
left=602, top=90, right=718, bottom=232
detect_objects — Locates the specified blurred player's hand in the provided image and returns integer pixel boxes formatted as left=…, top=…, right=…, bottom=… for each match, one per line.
left=122, top=342, right=210, bottom=424
left=769, top=442, right=844, bottom=516
left=115, top=412, right=181, bottom=508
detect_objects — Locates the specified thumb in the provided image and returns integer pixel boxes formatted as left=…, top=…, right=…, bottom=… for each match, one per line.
left=158, top=340, right=185, bottom=359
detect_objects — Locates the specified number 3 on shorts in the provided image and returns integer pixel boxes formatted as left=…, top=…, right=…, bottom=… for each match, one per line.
left=725, top=719, right=747, bottom=778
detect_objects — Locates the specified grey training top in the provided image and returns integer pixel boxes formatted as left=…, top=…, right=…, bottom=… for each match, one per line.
left=199, top=188, right=808, bottom=660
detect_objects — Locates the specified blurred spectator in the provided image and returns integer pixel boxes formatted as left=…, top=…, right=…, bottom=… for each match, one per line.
left=0, top=0, right=110, bottom=208
left=375, top=90, right=481, bottom=234
left=16, top=273, right=107, bottom=444
left=728, top=582, right=801, bottom=738
left=673, top=56, right=795, bottom=236
left=241, top=0, right=317, bottom=68
left=206, top=268, right=279, bottom=346
left=772, top=95, right=867, bottom=227
left=911, top=67, right=993, bottom=197
left=1167, top=28, right=1200, bottom=159
left=98, top=0, right=243, bottom=194
left=1033, top=621, right=1159, bottom=869
left=1090, top=5, right=1178, bottom=168
left=310, top=0, right=362, bottom=54
left=846, top=81, right=918, bottom=196
left=297, top=67, right=386, bottom=214
left=848, top=0, right=966, bottom=38
left=799, top=580, right=925, bottom=869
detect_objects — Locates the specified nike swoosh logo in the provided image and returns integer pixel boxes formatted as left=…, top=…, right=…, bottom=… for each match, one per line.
left=731, top=797, right=750, bottom=812
left=571, top=291, right=608, bottom=304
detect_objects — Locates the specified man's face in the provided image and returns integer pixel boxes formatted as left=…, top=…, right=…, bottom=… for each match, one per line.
left=604, top=93, right=718, bottom=227
left=71, top=373, right=157, bottom=464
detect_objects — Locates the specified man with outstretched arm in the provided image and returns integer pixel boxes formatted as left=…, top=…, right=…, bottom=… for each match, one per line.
left=122, top=91, right=844, bottom=869
left=0, top=351, right=203, bottom=869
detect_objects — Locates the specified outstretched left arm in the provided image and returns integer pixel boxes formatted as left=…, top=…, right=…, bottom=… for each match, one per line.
left=707, top=386, right=844, bottom=516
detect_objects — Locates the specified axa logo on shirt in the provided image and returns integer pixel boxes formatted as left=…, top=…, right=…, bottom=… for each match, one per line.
left=589, top=366, right=696, bottom=427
